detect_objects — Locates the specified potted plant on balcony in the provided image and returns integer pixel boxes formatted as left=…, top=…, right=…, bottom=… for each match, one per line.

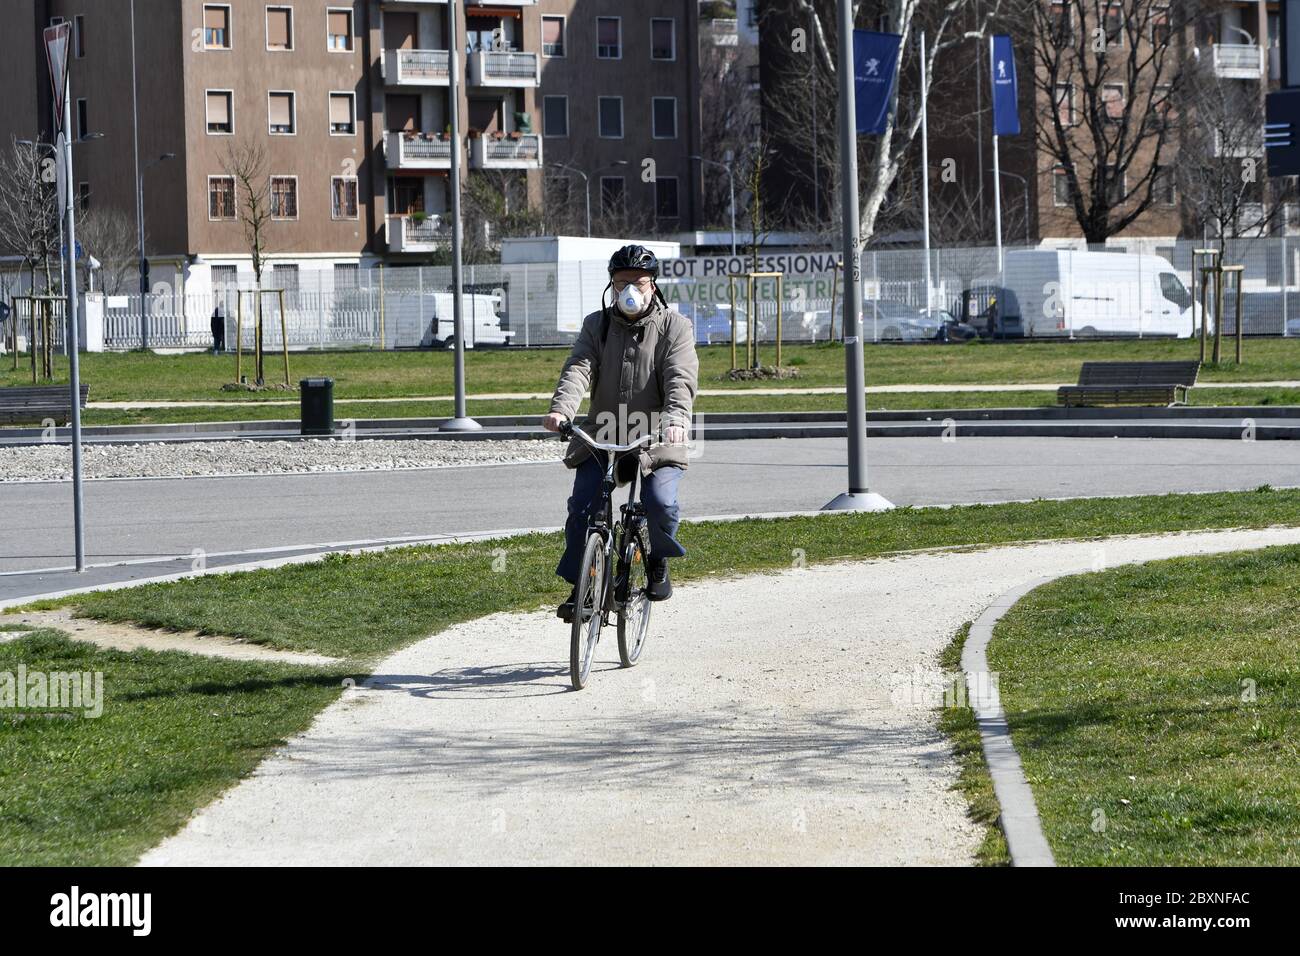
left=410, top=210, right=428, bottom=224
left=489, top=129, right=506, bottom=141
left=467, top=127, right=483, bottom=139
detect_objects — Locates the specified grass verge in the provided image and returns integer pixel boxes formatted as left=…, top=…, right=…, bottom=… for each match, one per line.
left=986, top=545, right=1300, bottom=865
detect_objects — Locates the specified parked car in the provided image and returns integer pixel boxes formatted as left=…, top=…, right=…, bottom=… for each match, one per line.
left=677, top=302, right=761, bottom=345
left=866, top=301, right=941, bottom=341
left=922, top=308, right=980, bottom=341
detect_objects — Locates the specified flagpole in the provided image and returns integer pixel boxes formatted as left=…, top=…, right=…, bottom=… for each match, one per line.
left=990, top=35, right=1005, bottom=280
left=920, top=31, right=933, bottom=312
left=61, top=65, right=86, bottom=571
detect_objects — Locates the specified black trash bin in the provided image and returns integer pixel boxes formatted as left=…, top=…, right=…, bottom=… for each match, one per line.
left=300, top=378, right=334, bottom=436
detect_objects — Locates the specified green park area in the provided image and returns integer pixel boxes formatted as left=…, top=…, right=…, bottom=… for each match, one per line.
left=3, top=337, right=1300, bottom=426
left=5, top=487, right=1300, bottom=865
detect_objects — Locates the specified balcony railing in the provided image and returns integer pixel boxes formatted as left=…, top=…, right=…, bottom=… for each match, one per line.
left=1213, top=129, right=1263, bottom=158
left=383, top=49, right=450, bottom=86
left=467, top=49, right=540, bottom=87
left=387, top=214, right=449, bottom=254
left=384, top=130, right=454, bottom=169
left=1212, top=43, right=1265, bottom=79
left=469, top=133, right=542, bottom=169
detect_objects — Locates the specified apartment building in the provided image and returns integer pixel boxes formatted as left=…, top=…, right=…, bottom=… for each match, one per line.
left=0, top=0, right=703, bottom=300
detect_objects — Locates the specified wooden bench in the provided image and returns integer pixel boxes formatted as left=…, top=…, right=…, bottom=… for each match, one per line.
left=0, top=384, right=91, bottom=424
left=1057, top=361, right=1199, bottom=407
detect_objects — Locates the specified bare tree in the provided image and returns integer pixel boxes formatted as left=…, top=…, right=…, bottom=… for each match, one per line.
left=1175, top=51, right=1283, bottom=253
left=766, top=0, right=1002, bottom=244
left=224, top=140, right=274, bottom=381
left=0, top=137, right=60, bottom=295
left=1021, top=0, right=1205, bottom=244
left=76, top=205, right=137, bottom=294
left=698, top=15, right=762, bottom=230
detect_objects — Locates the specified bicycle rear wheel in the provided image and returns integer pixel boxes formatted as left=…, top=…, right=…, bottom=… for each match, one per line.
left=617, top=523, right=652, bottom=668
left=570, top=532, right=606, bottom=690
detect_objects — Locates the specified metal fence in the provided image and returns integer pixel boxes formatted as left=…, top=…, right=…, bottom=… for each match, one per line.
left=23, top=235, right=1300, bottom=353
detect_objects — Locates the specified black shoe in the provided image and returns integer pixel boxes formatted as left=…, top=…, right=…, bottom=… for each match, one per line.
left=646, top=558, right=672, bottom=601
left=557, top=583, right=578, bottom=623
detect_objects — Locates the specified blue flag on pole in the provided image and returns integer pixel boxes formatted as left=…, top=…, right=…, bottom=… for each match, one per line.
left=990, top=34, right=1020, bottom=136
left=854, top=30, right=903, bottom=135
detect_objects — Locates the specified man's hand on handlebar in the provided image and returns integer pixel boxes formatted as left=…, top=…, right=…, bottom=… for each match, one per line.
left=542, top=412, right=567, bottom=433
left=663, top=425, right=686, bottom=444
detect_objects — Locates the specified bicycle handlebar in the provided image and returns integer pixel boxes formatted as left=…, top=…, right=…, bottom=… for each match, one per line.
left=557, top=420, right=656, bottom=454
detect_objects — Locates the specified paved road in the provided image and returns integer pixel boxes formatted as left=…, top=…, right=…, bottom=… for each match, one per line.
left=4, top=435, right=1300, bottom=603
left=138, top=527, right=1300, bottom=866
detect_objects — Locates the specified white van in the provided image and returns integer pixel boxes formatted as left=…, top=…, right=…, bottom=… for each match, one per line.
left=979, top=249, right=1203, bottom=338
left=426, top=291, right=514, bottom=348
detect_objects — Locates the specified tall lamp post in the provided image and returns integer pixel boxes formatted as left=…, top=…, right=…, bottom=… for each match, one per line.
left=690, top=151, right=736, bottom=256
left=136, top=151, right=174, bottom=349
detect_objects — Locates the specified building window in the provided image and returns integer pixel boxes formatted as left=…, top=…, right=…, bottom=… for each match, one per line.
left=272, top=263, right=300, bottom=305
left=327, top=8, right=352, bottom=51
left=596, top=17, right=621, bottom=59
left=1102, top=83, right=1125, bottom=123
left=1054, top=83, right=1076, bottom=126
left=212, top=264, right=238, bottom=293
left=209, top=175, right=236, bottom=219
left=266, top=6, right=293, bottom=51
left=77, top=182, right=90, bottom=212
left=206, top=90, right=233, bottom=134
left=1151, top=4, right=1171, bottom=46
left=334, top=263, right=358, bottom=288
left=542, top=16, right=565, bottom=57
left=1154, top=166, right=1176, bottom=206
left=1102, top=3, right=1124, bottom=48
left=600, top=176, right=625, bottom=217
left=268, top=91, right=296, bottom=134
left=652, top=97, right=677, bottom=139
left=650, top=18, right=675, bottom=61
left=1105, top=164, right=1126, bottom=205
left=1050, top=1, right=1072, bottom=43
left=655, top=178, right=680, bottom=219
left=74, top=15, right=86, bottom=58
left=203, top=5, right=231, bottom=49
left=1053, top=167, right=1072, bottom=207
left=598, top=96, right=623, bottom=138
left=329, top=92, right=356, bottom=134
left=543, top=95, right=568, bottom=137
left=76, top=99, right=89, bottom=139
left=270, top=176, right=298, bottom=219
left=331, top=176, right=359, bottom=219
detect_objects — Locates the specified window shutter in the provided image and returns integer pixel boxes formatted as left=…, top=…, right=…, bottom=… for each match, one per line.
left=598, top=19, right=617, bottom=45
left=207, top=92, right=230, bottom=125
left=542, top=18, right=561, bottom=45
left=328, top=11, right=349, bottom=37
left=269, top=93, right=292, bottom=127
left=329, top=94, right=352, bottom=126
left=204, top=6, right=227, bottom=31
left=267, top=9, right=289, bottom=47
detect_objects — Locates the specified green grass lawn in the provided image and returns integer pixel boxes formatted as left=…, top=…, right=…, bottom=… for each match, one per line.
left=5, top=338, right=1300, bottom=406
left=986, top=545, right=1300, bottom=866
left=8, top=486, right=1300, bottom=864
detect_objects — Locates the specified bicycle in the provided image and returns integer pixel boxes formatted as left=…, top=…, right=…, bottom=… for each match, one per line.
left=557, top=419, right=656, bottom=690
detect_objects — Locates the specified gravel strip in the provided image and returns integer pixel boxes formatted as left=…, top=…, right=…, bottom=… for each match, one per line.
left=0, top=438, right=561, bottom=482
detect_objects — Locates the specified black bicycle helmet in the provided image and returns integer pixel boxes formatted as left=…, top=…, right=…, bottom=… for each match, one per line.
left=607, top=244, right=660, bottom=277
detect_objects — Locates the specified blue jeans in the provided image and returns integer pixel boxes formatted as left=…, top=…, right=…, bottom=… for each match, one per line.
left=556, top=455, right=686, bottom=584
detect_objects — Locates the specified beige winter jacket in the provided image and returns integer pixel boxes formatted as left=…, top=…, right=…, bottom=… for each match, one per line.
left=549, top=297, right=699, bottom=480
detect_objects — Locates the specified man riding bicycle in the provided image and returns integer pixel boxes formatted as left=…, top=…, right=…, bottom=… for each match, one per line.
left=542, top=244, right=699, bottom=623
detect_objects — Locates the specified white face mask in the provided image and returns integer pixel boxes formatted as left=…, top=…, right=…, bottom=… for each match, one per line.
left=616, top=283, right=646, bottom=317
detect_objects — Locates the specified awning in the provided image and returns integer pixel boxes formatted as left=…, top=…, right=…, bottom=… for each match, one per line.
left=466, top=7, right=523, bottom=19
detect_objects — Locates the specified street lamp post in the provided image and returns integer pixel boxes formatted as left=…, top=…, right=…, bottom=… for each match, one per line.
left=690, top=152, right=736, bottom=256
left=136, top=151, right=174, bottom=350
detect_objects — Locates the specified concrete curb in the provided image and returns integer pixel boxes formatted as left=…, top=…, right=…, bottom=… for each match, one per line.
left=961, top=576, right=1060, bottom=867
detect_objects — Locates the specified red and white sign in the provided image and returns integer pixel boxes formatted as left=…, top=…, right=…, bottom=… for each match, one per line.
left=44, top=23, right=72, bottom=132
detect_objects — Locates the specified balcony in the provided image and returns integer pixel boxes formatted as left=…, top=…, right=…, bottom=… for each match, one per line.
left=470, top=133, right=542, bottom=169
left=385, top=130, right=454, bottom=170
left=467, top=50, right=539, bottom=88
left=387, top=214, right=449, bottom=254
left=383, top=49, right=450, bottom=86
left=1212, top=43, right=1264, bottom=79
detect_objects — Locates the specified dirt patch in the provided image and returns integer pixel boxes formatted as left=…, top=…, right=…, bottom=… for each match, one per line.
left=0, top=608, right=338, bottom=665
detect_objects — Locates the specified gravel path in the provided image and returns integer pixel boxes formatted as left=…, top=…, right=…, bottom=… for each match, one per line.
left=138, top=526, right=1300, bottom=866
left=0, top=438, right=559, bottom=482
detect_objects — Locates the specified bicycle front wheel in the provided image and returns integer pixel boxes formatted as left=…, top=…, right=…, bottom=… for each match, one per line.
left=617, top=523, right=652, bottom=668
left=570, top=532, right=606, bottom=690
